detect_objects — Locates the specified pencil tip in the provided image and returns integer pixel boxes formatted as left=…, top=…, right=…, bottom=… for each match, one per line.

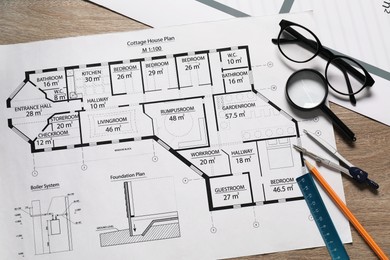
left=303, top=129, right=308, bottom=134
left=304, top=159, right=313, bottom=170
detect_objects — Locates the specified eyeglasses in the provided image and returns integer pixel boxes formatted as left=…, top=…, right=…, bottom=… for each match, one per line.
left=272, top=19, right=375, bottom=105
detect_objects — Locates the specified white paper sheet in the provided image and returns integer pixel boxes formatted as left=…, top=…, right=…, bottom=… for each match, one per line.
left=0, top=12, right=351, bottom=259
left=87, top=0, right=390, bottom=126
left=89, top=0, right=232, bottom=27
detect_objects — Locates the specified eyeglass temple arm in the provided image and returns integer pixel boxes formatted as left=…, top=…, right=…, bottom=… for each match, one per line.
left=283, top=27, right=319, bottom=52
left=342, top=69, right=357, bottom=105
left=322, top=50, right=369, bottom=85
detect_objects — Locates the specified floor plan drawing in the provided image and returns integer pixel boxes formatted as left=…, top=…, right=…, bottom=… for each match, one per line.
left=6, top=46, right=304, bottom=212
left=1, top=13, right=351, bottom=260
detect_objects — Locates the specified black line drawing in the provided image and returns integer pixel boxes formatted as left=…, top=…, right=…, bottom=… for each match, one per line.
left=7, top=46, right=305, bottom=214
left=30, top=196, right=73, bottom=255
left=99, top=177, right=180, bottom=247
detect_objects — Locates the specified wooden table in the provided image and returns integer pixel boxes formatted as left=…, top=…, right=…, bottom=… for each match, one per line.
left=1, top=1, right=389, bottom=259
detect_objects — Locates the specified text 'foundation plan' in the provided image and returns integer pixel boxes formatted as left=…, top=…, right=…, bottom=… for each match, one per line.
left=0, top=12, right=351, bottom=259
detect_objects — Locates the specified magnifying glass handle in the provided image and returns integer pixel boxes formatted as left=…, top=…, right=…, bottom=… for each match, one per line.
left=320, top=105, right=356, bottom=142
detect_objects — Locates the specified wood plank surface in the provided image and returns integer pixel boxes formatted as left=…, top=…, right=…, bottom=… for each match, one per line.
left=1, top=1, right=389, bottom=259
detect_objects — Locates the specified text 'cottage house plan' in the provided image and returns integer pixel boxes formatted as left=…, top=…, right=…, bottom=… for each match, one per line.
left=6, top=45, right=304, bottom=214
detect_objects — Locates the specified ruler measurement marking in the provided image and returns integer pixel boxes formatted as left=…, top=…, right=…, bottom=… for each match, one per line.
left=297, top=173, right=349, bottom=260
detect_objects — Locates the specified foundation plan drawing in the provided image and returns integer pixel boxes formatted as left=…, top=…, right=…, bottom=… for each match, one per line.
left=0, top=13, right=351, bottom=260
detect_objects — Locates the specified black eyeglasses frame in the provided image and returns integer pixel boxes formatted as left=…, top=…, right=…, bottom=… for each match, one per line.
left=273, top=19, right=375, bottom=104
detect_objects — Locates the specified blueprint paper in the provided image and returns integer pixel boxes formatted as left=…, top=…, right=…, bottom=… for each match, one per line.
left=88, top=0, right=390, bottom=126
left=0, top=12, right=351, bottom=259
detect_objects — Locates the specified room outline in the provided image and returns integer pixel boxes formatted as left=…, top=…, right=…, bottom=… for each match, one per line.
left=6, top=46, right=305, bottom=213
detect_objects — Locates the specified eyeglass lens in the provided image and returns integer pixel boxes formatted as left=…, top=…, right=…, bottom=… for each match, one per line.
left=326, top=56, right=367, bottom=95
left=278, top=25, right=319, bottom=63
left=278, top=23, right=369, bottom=98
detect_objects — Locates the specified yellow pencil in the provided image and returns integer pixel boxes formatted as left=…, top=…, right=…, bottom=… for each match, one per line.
left=305, top=160, right=389, bottom=260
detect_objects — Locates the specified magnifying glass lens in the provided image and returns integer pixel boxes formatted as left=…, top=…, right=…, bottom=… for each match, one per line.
left=286, top=70, right=327, bottom=109
left=285, top=69, right=356, bottom=142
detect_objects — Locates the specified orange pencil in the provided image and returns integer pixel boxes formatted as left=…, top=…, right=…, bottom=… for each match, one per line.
left=305, top=160, right=389, bottom=260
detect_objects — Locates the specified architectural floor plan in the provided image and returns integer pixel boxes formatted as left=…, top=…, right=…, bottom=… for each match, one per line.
left=0, top=12, right=351, bottom=260
left=7, top=45, right=304, bottom=208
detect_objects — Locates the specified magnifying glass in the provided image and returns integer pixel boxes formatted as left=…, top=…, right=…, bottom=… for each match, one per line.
left=286, top=69, right=356, bottom=142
